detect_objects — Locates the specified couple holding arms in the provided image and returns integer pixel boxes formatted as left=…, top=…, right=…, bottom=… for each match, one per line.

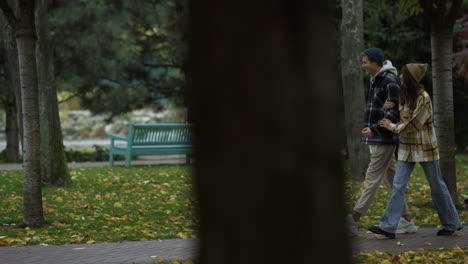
left=347, top=47, right=463, bottom=239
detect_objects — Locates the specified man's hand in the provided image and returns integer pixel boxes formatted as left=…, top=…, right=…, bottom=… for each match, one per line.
left=361, top=127, right=374, bottom=138
left=383, top=98, right=395, bottom=111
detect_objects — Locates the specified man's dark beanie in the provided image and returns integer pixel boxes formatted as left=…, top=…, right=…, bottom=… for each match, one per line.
left=364, top=47, right=384, bottom=66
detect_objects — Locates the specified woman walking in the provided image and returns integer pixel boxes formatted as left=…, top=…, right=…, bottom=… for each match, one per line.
left=367, top=63, right=463, bottom=239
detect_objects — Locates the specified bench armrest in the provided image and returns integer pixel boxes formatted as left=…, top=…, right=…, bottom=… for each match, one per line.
left=106, top=133, right=129, bottom=142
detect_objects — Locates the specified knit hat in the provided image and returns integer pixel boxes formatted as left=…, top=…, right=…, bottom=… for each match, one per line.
left=406, top=63, right=428, bottom=82
left=363, top=47, right=384, bottom=66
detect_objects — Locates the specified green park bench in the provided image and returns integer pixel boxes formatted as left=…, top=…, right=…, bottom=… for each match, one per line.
left=106, top=124, right=192, bottom=167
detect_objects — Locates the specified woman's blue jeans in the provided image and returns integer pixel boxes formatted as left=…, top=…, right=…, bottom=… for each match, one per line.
left=379, top=160, right=462, bottom=233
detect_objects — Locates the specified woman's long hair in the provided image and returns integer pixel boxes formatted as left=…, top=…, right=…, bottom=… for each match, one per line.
left=400, top=65, right=423, bottom=110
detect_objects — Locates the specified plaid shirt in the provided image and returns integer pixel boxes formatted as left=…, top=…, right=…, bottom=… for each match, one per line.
left=362, top=61, right=401, bottom=145
left=386, top=90, right=439, bottom=162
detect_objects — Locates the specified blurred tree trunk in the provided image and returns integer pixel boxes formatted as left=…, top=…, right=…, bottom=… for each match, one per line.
left=420, top=0, right=463, bottom=205
left=341, top=0, right=368, bottom=181
left=4, top=92, right=20, bottom=162
left=1, top=5, right=23, bottom=160
left=35, top=0, right=70, bottom=187
left=0, top=24, right=20, bottom=163
left=0, top=0, right=46, bottom=227
left=190, top=1, right=350, bottom=264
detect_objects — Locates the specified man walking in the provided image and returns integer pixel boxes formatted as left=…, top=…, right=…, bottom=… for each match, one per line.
left=347, top=47, right=417, bottom=235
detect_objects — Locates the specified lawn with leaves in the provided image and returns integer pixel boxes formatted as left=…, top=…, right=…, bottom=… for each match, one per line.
left=346, top=155, right=468, bottom=230
left=0, top=165, right=198, bottom=246
left=1, top=157, right=467, bottom=263
left=353, top=247, right=467, bottom=264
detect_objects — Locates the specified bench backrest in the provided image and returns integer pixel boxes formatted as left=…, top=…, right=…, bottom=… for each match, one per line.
left=129, top=124, right=192, bottom=146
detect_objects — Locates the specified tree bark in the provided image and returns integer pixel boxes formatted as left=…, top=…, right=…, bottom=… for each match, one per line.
left=4, top=92, right=20, bottom=162
left=341, top=0, right=368, bottom=180
left=1, top=9, right=23, bottom=158
left=36, top=0, right=70, bottom=187
left=191, top=1, right=350, bottom=263
left=2, top=0, right=46, bottom=227
left=430, top=28, right=459, bottom=205
left=419, top=0, right=463, bottom=206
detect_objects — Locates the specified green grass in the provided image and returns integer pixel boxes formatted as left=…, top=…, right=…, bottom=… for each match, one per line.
left=353, top=247, right=467, bottom=264
left=0, top=165, right=198, bottom=246
left=345, top=154, right=468, bottom=230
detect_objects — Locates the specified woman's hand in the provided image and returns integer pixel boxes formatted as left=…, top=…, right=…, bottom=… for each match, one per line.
left=383, top=98, right=395, bottom=111
left=379, top=118, right=392, bottom=128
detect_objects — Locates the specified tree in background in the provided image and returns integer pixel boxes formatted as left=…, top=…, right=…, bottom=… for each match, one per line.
left=417, top=0, right=463, bottom=205
left=0, top=0, right=46, bottom=227
left=191, top=1, right=350, bottom=263
left=454, top=5, right=468, bottom=153
left=0, top=0, right=23, bottom=162
left=341, top=0, right=369, bottom=180
left=0, top=26, right=20, bottom=162
left=36, top=0, right=70, bottom=187
left=49, top=0, right=188, bottom=119
left=363, top=0, right=431, bottom=68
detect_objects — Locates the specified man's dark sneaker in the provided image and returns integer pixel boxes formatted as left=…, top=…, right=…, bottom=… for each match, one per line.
left=368, top=225, right=395, bottom=239
left=437, top=229, right=454, bottom=236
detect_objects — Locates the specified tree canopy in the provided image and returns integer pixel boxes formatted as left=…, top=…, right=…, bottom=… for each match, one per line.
left=49, top=0, right=188, bottom=117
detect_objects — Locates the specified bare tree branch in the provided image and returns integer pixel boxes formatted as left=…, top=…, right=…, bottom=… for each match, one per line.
left=0, top=0, right=18, bottom=30
left=58, top=91, right=81, bottom=104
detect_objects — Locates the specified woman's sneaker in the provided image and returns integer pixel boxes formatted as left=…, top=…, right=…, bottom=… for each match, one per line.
left=368, top=225, right=395, bottom=239
left=396, top=217, right=418, bottom=234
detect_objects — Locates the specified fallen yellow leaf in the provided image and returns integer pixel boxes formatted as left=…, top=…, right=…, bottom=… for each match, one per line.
left=177, top=232, right=189, bottom=239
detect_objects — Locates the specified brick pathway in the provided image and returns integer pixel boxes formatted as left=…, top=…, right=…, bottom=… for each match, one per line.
left=352, top=227, right=467, bottom=253
left=0, top=238, right=198, bottom=264
left=0, top=228, right=465, bottom=264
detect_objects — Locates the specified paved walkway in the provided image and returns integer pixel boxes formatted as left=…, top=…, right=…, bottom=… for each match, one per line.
left=0, top=159, right=186, bottom=171
left=0, top=228, right=466, bottom=264
left=0, top=238, right=198, bottom=264
left=351, top=227, right=466, bottom=253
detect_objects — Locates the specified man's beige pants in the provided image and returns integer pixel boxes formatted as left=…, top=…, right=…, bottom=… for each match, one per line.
left=353, top=144, right=409, bottom=216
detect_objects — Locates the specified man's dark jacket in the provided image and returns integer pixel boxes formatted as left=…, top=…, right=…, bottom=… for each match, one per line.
left=362, top=60, right=401, bottom=145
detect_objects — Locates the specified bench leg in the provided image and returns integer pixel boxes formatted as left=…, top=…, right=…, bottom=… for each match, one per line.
left=109, top=152, right=114, bottom=167
left=186, top=154, right=191, bottom=164
left=125, top=155, right=131, bottom=168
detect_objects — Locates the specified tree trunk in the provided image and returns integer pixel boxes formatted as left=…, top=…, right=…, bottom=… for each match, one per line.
left=191, top=1, right=350, bottom=263
left=15, top=0, right=45, bottom=227
left=1, top=10, right=23, bottom=158
left=36, top=0, right=70, bottom=187
left=430, top=28, right=459, bottom=205
left=340, top=0, right=368, bottom=181
left=5, top=93, right=20, bottom=162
